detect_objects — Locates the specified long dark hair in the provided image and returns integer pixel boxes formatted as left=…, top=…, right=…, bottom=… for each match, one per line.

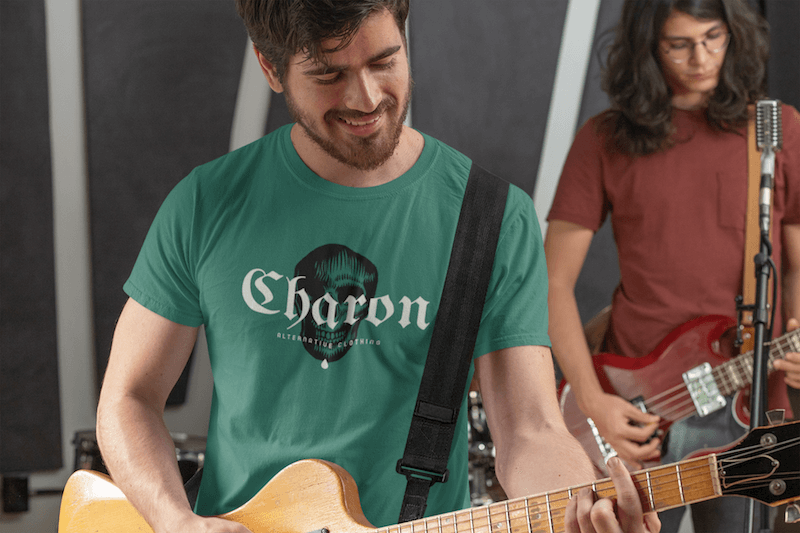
left=600, top=0, right=769, bottom=155
left=235, top=0, right=409, bottom=82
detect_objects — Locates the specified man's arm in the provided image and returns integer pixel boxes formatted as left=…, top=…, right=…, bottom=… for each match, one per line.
left=474, top=344, right=594, bottom=495
left=474, top=345, right=659, bottom=533
left=96, top=298, right=252, bottom=533
left=544, top=219, right=660, bottom=468
left=773, top=223, right=800, bottom=388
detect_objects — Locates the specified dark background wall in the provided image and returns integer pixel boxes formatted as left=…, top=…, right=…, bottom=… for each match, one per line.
left=410, top=0, right=569, bottom=195
left=0, top=0, right=61, bottom=475
left=83, top=0, right=248, bottom=402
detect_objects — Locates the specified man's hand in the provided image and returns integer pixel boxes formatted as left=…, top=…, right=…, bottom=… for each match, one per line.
left=774, top=318, right=800, bottom=388
left=565, top=456, right=661, bottom=533
left=580, top=393, right=661, bottom=469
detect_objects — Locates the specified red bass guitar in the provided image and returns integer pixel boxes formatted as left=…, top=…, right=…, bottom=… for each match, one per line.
left=558, top=314, right=800, bottom=474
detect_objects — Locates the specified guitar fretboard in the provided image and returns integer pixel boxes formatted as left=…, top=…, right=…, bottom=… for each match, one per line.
left=713, top=329, right=800, bottom=397
left=377, top=457, right=719, bottom=533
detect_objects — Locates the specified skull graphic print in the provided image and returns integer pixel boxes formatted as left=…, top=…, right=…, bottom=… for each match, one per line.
left=294, top=244, right=378, bottom=366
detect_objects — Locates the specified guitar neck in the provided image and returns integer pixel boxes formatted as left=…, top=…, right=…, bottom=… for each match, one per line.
left=715, top=329, right=800, bottom=396
left=378, top=456, right=719, bottom=533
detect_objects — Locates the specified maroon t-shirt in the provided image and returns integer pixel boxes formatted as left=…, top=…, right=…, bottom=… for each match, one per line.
left=549, top=106, right=800, bottom=411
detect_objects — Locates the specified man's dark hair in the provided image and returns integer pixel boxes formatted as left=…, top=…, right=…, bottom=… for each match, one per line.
left=599, top=0, right=769, bottom=155
left=235, top=0, right=410, bottom=82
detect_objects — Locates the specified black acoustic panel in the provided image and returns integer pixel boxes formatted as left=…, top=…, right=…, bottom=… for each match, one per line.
left=83, top=0, right=248, bottom=392
left=409, top=0, right=568, bottom=195
left=266, top=93, right=293, bottom=135
left=0, top=0, right=62, bottom=473
left=766, top=0, right=800, bottom=109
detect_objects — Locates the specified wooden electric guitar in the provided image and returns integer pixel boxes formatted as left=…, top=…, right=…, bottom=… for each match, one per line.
left=558, top=314, right=800, bottom=474
left=57, top=419, right=800, bottom=533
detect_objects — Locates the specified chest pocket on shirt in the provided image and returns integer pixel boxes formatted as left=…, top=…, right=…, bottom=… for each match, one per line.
left=717, top=171, right=747, bottom=232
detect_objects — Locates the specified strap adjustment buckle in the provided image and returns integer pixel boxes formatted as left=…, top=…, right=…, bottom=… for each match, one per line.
left=396, top=460, right=449, bottom=484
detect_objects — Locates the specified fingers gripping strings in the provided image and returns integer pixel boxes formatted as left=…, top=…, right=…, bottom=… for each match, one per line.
left=376, top=435, right=800, bottom=533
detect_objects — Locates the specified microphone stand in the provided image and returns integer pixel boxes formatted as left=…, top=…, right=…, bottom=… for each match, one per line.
left=744, top=144, right=776, bottom=533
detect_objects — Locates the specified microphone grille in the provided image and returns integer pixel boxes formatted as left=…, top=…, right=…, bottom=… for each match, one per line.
left=756, top=99, right=783, bottom=151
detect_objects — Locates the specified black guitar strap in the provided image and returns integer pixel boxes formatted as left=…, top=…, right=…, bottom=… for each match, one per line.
left=396, top=163, right=509, bottom=523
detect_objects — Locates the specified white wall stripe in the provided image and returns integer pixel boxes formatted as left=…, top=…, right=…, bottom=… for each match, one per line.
left=229, top=42, right=272, bottom=152
left=43, top=0, right=96, bottom=486
left=531, top=0, right=601, bottom=235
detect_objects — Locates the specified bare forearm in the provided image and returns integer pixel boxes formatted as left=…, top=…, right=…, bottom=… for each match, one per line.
left=783, top=269, right=800, bottom=324
left=495, top=423, right=597, bottom=498
left=96, top=394, right=194, bottom=532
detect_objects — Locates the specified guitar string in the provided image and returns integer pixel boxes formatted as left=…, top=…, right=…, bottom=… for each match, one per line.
left=604, top=332, right=790, bottom=422
left=513, top=436, right=800, bottom=525
left=392, top=438, right=800, bottom=533
left=600, top=337, right=785, bottom=429
left=392, top=478, right=800, bottom=533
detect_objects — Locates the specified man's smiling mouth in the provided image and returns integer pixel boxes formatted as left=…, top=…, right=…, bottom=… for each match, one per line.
left=340, top=115, right=381, bottom=127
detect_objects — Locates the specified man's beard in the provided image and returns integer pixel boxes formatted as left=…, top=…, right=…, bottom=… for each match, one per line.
left=284, top=79, right=412, bottom=172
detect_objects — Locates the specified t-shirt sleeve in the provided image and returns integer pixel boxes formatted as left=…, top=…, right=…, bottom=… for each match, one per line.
left=473, top=185, right=551, bottom=357
left=123, top=174, right=205, bottom=327
left=546, top=118, right=610, bottom=232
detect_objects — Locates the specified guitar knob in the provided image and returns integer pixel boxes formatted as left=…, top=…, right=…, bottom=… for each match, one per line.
left=766, top=409, right=786, bottom=426
left=784, top=502, right=800, bottom=524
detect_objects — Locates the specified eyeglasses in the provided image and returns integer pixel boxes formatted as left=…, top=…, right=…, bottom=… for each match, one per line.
left=661, top=31, right=730, bottom=63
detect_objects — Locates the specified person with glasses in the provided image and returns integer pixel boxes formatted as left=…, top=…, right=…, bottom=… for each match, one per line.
left=545, top=0, right=800, bottom=532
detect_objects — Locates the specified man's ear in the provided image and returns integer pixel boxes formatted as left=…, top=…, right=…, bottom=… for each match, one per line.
left=253, top=44, right=284, bottom=93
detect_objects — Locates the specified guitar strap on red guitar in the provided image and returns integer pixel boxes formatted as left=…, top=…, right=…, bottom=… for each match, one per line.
left=396, top=163, right=508, bottom=523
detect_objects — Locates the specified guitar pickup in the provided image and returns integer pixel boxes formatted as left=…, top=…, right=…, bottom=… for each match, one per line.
left=683, top=363, right=727, bottom=416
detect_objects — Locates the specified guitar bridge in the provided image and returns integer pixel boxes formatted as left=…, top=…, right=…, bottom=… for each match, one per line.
left=682, top=363, right=726, bottom=416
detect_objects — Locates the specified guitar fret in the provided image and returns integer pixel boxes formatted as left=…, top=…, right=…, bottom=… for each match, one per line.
left=676, top=464, right=685, bottom=504
left=504, top=502, right=511, bottom=533
left=442, top=512, right=454, bottom=533
left=546, top=492, right=554, bottom=533
left=525, top=497, right=533, bottom=533
left=645, top=471, right=654, bottom=509
left=771, top=339, right=784, bottom=364
left=730, top=362, right=743, bottom=390
left=790, top=335, right=800, bottom=353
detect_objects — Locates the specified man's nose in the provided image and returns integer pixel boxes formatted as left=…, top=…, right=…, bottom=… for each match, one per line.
left=343, top=71, right=381, bottom=113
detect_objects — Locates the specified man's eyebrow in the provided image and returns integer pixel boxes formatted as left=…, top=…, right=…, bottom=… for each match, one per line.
left=301, top=45, right=402, bottom=76
left=663, top=22, right=725, bottom=41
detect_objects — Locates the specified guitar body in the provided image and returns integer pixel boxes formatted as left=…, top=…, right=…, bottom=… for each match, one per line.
left=559, top=315, right=750, bottom=473
left=58, top=459, right=375, bottom=533
left=58, top=420, right=800, bottom=533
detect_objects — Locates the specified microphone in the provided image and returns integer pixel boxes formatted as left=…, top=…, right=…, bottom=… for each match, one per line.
left=755, top=99, right=783, bottom=235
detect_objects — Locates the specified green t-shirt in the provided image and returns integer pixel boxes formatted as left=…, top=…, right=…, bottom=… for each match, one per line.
left=124, top=124, right=550, bottom=527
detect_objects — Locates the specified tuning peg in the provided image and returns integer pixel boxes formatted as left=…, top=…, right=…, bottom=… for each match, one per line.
left=766, top=409, right=786, bottom=426
left=785, top=502, right=800, bottom=523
